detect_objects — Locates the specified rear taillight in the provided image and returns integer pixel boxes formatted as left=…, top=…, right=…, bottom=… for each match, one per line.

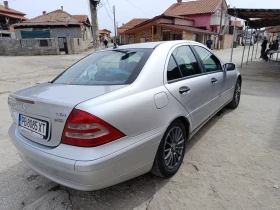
left=62, top=109, right=125, bottom=147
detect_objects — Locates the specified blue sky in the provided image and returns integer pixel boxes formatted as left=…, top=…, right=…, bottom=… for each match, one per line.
left=4, top=0, right=280, bottom=32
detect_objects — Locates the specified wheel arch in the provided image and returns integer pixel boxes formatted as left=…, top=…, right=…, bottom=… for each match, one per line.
left=172, top=116, right=191, bottom=139
left=237, top=75, right=242, bottom=85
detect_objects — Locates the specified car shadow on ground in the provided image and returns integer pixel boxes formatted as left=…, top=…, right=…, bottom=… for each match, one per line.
left=185, top=108, right=234, bottom=154
left=1, top=109, right=233, bottom=210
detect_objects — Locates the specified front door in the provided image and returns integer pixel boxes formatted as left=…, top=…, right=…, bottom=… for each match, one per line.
left=163, top=31, right=170, bottom=41
left=193, top=45, right=232, bottom=114
left=58, top=37, right=68, bottom=54
left=164, top=45, right=212, bottom=131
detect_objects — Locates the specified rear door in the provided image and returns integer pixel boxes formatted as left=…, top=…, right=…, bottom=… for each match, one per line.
left=192, top=46, right=232, bottom=114
left=164, top=45, right=212, bottom=131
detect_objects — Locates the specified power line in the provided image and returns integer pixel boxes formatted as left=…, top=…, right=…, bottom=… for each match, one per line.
left=124, top=0, right=150, bottom=16
left=103, top=1, right=113, bottom=20
left=227, top=0, right=233, bottom=8
left=106, top=0, right=113, bottom=13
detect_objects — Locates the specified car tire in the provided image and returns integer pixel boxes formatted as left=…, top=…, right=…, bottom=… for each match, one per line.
left=151, top=120, right=186, bottom=178
left=227, top=79, right=241, bottom=109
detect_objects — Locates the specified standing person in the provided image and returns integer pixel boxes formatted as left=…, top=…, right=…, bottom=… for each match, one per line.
left=260, top=37, right=268, bottom=58
left=206, top=39, right=213, bottom=49
left=103, top=39, right=108, bottom=48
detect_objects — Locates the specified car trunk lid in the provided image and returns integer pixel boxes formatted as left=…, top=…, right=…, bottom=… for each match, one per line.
left=8, top=83, right=126, bottom=147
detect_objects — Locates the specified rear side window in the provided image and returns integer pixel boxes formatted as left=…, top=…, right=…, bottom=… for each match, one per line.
left=167, top=55, right=182, bottom=81
left=193, top=46, right=222, bottom=73
left=53, top=49, right=153, bottom=85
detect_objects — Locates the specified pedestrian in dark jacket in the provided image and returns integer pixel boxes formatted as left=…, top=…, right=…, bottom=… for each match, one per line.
left=103, top=39, right=108, bottom=48
left=206, top=39, right=213, bottom=49
left=260, top=37, right=268, bottom=58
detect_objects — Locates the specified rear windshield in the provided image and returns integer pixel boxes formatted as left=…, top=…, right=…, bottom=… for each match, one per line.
left=52, top=48, right=153, bottom=85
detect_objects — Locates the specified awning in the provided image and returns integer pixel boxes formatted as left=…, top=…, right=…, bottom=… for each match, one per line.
left=227, top=8, right=280, bottom=28
left=20, top=30, right=50, bottom=39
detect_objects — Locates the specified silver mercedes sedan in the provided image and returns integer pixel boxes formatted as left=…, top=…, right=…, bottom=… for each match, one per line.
left=8, top=41, right=241, bottom=191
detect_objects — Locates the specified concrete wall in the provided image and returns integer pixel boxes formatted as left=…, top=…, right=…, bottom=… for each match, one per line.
left=0, top=38, right=60, bottom=56
left=174, top=18, right=193, bottom=27
left=187, top=14, right=211, bottom=30
left=69, top=37, right=93, bottom=54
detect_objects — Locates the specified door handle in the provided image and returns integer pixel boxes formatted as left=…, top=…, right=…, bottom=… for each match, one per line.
left=211, top=78, right=218, bottom=84
left=179, top=86, right=191, bottom=94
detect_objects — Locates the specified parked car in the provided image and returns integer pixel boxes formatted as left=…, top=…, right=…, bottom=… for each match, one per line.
left=8, top=41, right=242, bottom=191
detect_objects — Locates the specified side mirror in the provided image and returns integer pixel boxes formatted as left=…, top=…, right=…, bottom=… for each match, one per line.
left=224, top=63, right=236, bottom=71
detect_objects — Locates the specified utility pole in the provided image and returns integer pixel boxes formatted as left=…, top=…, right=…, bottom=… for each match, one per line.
left=89, top=0, right=100, bottom=49
left=113, top=5, right=117, bottom=45
left=219, top=4, right=224, bottom=49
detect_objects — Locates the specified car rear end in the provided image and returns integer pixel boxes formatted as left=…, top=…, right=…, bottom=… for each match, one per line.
left=8, top=47, right=164, bottom=191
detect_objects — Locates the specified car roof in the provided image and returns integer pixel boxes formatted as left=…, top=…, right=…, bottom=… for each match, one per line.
left=97, top=41, right=203, bottom=52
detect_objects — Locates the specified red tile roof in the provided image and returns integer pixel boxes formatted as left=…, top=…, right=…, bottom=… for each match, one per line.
left=0, top=11, right=27, bottom=20
left=132, top=14, right=193, bottom=29
left=72, top=15, right=89, bottom=23
left=13, top=10, right=89, bottom=27
left=0, top=4, right=26, bottom=15
left=124, top=22, right=215, bottom=35
left=99, top=29, right=111, bottom=34
left=25, top=10, right=79, bottom=23
left=118, top=18, right=149, bottom=34
left=164, top=0, right=223, bottom=16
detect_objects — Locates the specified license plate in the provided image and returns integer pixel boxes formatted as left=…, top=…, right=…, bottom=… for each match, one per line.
left=19, top=114, right=48, bottom=139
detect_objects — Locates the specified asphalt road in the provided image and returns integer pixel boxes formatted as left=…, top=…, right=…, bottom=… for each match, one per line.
left=0, top=46, right=279, bottom=210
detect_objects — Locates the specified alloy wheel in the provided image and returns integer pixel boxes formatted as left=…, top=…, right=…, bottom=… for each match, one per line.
left=235, top=82, right=241, bottom=105
left=164, top=126, right=185, bottom=170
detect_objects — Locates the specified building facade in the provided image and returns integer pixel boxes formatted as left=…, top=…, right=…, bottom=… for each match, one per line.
left=164, top=0, right=229, bottom=34
left=13, top=9, right=93, bottom=54
left=99, top=29, right=111, bottom=42
left=119, top=14, right=215, bottom=46
left=0, top=1, right=27, bottom=38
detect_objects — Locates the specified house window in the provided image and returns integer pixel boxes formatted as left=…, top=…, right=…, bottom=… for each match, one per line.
left=39, top=40, right=48, bottom=47
left=163, top=31, right=170, bottom=41
left=77, top=39, right=80, bottom=45
left=145, top=37, right=150, bottom=42
left=172, top=34, right=182, bottom=40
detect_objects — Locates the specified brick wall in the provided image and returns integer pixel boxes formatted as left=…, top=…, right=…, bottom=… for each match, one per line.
left=133, top=27, right=186, bottom=43
left=134, top=28, right=152, bottom=43
left=221, top=34, right=233, bottom=49
left=183, top=31, right=195, bottom=41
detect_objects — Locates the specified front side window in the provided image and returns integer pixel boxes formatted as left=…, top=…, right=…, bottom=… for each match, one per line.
left=172, top=46, right=202, bottom=77
left=53, top=49, right=153, bottom=85
left=193, top=46, right=222, bottom=73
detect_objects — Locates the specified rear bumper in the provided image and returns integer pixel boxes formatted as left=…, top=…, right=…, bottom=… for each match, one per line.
left=8, top=125, right=164, bottom=191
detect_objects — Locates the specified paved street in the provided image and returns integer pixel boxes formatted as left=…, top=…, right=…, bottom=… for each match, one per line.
left=0, top=45, right=280, bottom=210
